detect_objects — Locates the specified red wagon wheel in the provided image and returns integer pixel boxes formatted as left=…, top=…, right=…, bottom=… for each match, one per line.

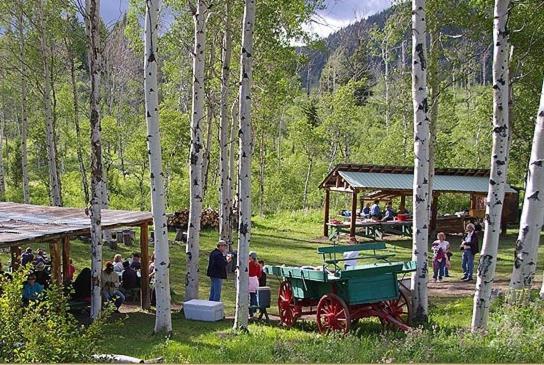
left=278, top=281, right=297, bottom=327
left=381, top=287, right=411, bottom=330
left=316, top=293, right=351, bottom=334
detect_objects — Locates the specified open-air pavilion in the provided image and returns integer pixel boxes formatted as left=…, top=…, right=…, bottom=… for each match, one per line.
left=319, top=164, right=519, bottom=239
left=0, top=202, right=153, bottom=309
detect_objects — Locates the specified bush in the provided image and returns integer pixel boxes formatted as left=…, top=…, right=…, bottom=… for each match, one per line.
left=0, top=272, right=109, bottom=363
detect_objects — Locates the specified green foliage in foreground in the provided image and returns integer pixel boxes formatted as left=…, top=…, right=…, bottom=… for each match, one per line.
left=0, top=272, right=109, bottom=363
left=98, top=296, right=544, bottom=363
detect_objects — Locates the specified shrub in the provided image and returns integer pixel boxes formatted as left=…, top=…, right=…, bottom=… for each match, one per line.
left=0, top=271, right=109, bottom=363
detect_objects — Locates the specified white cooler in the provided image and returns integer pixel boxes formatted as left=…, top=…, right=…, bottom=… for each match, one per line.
left=183, top=299, right=224, bottom=321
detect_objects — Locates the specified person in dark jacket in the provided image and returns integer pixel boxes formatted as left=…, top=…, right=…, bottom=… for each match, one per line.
left=72, top=268, right=92, bottom=302
left=460, top=223, right=479, bottom=281
left=206, top=240, right=231, bottom=301
left=121, top=261, right=139, bottom=291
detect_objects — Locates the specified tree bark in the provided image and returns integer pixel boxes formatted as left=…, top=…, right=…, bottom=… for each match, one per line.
left=233, top=0, right=255, bottom=331
left=144, top=0, right=172, bottom=333
left=185, top=0, right=207, bottom=301
left=0, top=103, right=5, bottom=202
left=410, top=0, right=430, bottom=324
left=39, top=0, right=61, bottom=207
left=510, top=80, right=544, bottom=290
left=86, top=0, right=104, bottom=320
left=219, top=0, right=233, bottom=246
left=472, top=0, right=511, bottom=331
left=17, top=3, right=30, bottom=203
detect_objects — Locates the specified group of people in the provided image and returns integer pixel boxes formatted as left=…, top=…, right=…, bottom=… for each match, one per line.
left=206, top=240, right=267, bottom=318
left=360, top=200, right=401, bottom=221
left=431, top=223, right=479, bottom=282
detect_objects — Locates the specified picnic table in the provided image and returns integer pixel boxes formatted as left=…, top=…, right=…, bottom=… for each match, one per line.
left=327, top=220, right=413, bottom=241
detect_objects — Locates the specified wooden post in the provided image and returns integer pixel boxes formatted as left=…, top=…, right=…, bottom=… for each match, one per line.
left=10, top=246, right=21, bottom=271
left=350, top=190, right=358, bottom=238
left=323, top=189, right=330, bottom=237
left=62, top=237, right=71, bottom=283
left=400, top=194, right=406, bottom=213
left=49, top=241, right=62, bottom=285
left=470, top=193, right=477, bottom=210
left=430, top=192, right=439, bottom=234
left=140, top=223, right=151, bottom=310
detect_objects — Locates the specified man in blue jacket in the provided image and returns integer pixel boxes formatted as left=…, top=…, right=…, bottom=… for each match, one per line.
left=207, top=240, right=231, bottom=301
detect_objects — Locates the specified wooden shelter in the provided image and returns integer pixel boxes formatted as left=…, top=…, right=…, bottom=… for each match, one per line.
left=319, top=164, right=519, bottom=238
left=0, top=202, right=153, bottom=309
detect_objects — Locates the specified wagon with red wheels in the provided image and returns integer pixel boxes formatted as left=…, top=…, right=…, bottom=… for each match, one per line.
left=264, top=242, right=416, bottom=334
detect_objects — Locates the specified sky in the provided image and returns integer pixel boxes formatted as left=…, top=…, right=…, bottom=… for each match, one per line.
left=100, top=0, right=392, bottom=38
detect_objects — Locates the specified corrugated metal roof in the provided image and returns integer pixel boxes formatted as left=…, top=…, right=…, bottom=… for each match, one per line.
left=338, top=171, right=516, bottom=193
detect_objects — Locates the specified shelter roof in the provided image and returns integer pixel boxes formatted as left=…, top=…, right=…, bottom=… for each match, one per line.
left=0, top=202, right=152, bottom=248
left=319, top=164, right=516, bottom=194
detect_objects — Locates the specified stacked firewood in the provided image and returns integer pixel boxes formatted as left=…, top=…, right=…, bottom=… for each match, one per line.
left=167, top=208, right=219, bottom=229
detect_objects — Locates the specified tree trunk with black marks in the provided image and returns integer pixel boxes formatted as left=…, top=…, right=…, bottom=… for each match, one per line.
left=410, top=0, right=430, bottom=324
left=233, top=0, right=255, bottom=331
left=17, top=4, right=30, bottom=203
left=86, top=0, right=104, bottom=320
left=302, top=158, right=312, bottom=211
left=219, top=0, right=233, bottom=246
left=510, top=80, right=544, bottom=290
left=472, top=0, right=511, bottom=331
left=144, top=0, right=172, bottom=334
left=39, top=0, right=61, bottom=207
left=185, top=0, right=207, bottom=301
left=0, top=104, right=5, bottom=202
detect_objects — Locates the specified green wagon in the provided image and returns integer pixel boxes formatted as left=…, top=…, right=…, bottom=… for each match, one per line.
left=264, top=242, right=416, bottom=333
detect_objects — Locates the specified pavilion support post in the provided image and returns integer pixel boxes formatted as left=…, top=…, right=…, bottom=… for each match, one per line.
left=62, top=237, right=71, bottom=283
left=323, top=189, right=330, bottom=237
left=49, top=241, right=62, bottom=285
left=430, top=193, right=439, bottom=235
left=470, top=193, right=477, bottom=210
left=10, top=246, right=21, bottom=272
left=140, top=223, right=151, bottom=310
left=400, top=194, right=406, bottom=213
left=350, top=190, right=358, bottom=239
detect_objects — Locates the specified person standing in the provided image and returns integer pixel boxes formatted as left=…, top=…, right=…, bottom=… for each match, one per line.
left=248, top=251, right=261, bottom=317
left=206, top=240, right=231, bottom=301
left=460, top=223, right=479, bottom=281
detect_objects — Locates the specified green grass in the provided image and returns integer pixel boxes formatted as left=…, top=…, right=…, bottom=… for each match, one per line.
left=2, top=210, right=544, bottom=363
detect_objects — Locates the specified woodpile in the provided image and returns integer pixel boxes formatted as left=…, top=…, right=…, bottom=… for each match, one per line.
left=167, top=208, right=219, bottom=230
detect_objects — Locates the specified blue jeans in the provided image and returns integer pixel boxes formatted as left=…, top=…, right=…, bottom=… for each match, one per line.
left=209, top=277, right=223, bottom=302
left=103, top=290, right=125, bottom=309
left=249, top=292, right=258, bottom=316
left=433, top=259, right=446, bottom=279
left=462, top=250, right=474, bottom=279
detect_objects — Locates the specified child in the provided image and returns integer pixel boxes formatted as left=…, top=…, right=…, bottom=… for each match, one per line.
left=432, top=242, right=446, bottom=282
left=433, top=232, right=450, bottom=279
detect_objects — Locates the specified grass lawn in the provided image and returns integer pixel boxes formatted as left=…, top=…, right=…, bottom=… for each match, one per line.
left=2, top=210, right=544, bottom=362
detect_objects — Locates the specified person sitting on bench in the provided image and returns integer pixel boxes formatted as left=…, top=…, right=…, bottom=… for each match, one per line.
left=381, top=202, right=395, bottom=222
left=101, top=262, right=125, bottom=312
left=370, top=200, right=382, bottom=220
left=121, top=261, right=139, bottom=299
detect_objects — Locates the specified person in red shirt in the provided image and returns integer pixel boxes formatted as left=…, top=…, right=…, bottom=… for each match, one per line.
left=248, top=251, right=261, bottom=317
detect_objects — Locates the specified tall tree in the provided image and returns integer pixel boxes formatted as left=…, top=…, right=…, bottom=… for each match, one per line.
left=185, top=0, right=208, bottom=301
left=472, top=0, right=511, bottom=331
left=86, top=0, right=104, bottom=319
left=144, top=0, right=172, bottom=334
left=17, top=1, right=30, bottom=203
left=38, top=0, right=62, bottom=206
left=219, top=0, right=233, bottom=246
left=233, top=0, right=255, bottom=331
left=410, top=0, right=430, bottom=324
left=510, top=80, right=544, bottom=290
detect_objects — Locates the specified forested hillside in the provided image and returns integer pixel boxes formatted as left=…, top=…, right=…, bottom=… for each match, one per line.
left=0, top=0, right=542, bottom=215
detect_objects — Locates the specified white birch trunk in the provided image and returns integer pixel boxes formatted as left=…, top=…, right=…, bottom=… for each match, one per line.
left=410, top=0, right=430, bottom=323
left=185, top=0, right=207, bottom=301
left=17, top=4, right=30, bottom=203
left=511, top=81, right=544, bottom=289
left=0, top=108, right=4, bottom=201
left=233, top=0, right=255, bottom=331
left=472, top=0, right=511, bottom=331
left=144, top=0, right=172, bottom=334
left=39, top=0, right=61, bottom=207
left=219, top=0, right=233, bottom=246
left=86, top=0, right=104, bottom=320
